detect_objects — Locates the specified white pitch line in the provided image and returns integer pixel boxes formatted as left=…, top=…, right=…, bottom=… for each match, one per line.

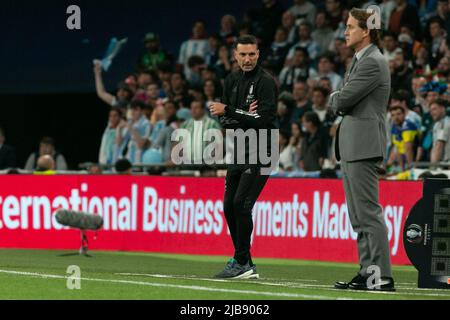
left=114, top=273, right=450, bottom=298
left=0, top=269, right=342, bottom=300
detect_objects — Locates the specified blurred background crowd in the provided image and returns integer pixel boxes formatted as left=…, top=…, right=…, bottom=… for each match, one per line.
left=3, top=0, right=450, bottom=179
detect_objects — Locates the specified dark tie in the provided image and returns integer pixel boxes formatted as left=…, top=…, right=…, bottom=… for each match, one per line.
left=345, top=55, right=357, bottom=84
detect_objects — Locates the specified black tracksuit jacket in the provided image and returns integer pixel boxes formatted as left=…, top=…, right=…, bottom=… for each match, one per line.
left=219, top=65, right=279, bottom=167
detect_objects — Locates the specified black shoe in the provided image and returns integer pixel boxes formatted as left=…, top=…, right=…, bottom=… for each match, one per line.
left=214, top=260, right=254, bottom=279
left=334, top=274, right=366, bottom=290
left=362, top=277, right=396, bottom=292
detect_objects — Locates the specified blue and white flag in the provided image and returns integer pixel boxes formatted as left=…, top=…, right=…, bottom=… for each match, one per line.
left=94, top=37, right=128, bottom=71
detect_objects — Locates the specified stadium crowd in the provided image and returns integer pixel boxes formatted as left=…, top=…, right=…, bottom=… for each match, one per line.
left=3, top=0, right=450, bottom=179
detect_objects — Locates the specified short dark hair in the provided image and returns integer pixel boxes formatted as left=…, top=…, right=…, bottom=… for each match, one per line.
left=234, top=34, right=258, bottom=49
left=312, top=86, right=330, bottom=97
left=0, top=126, right=4, bottom=137
left=130, top=100, right=146, bottom=110
left=115, top=158, right=132, bottom=173
left=391, top=90, right=411, bottom=106
left=431, top=98, right=447, bottom=108
left=303, top=111, right=321, bottom=128
left=40, top=136, right=55, bottom=147
left=110, top=107, right=123, bottom=118
left=389, top=105, right=405, bottom=113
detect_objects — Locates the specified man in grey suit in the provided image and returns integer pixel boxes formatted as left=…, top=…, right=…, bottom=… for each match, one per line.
left=329, top=8, right=395, bottom=291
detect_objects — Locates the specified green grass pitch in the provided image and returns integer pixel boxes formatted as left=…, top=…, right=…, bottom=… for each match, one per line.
left=0, top=249, right=449, bottom=300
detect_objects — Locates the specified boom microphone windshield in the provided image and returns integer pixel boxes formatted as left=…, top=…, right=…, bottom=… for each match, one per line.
left=55, top=209, right=103, bottom=230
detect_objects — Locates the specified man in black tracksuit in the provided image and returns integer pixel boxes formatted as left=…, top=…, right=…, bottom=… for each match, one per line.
left=209, top=35, right=278, bottom=279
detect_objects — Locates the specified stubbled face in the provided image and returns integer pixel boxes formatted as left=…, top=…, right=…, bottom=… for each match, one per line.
left=430, top=103, right=446, bottom=121
left=109, top=110, right=121, bottom=128
left=390, top=108, right=406, bottom=126
left=234, top=43, right=259, bottom=72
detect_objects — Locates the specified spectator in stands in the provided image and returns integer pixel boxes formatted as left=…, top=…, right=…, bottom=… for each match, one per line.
left=432, top=0, right=450, bottom=24
left=430, top=99, right=450, bottom=163
left=285, top=21, right=320, bottom=63
left=312, top=12, right=334, bottom=56
left=149, top=105, right=167, bottom=143
left=220, top=14, right=238, bottom=46
left=146, top=83, right=164, bottom=110
left=382, top=32, right=402, bottom=62
left=390, top=89, right=422, bottom=128
left=387, top=105, right=420, bottom=170
left=398, top=25, right=424, bottom=60
left=388, top=0, right=421, bottom=37
left=117, top=100, right=152, bottom=164
left=169, top=72, right=192, bottom=108
left=277, top=92, right=295, bottom=132
left=203, top=79, right=222, bottom=109
left=278, top=130, right=295, bottom=172
left=324, top=0, right=343, bottom=30
left=114, top=158, right=132, bottom=174
left=427, top=17, right=446, bottom=68
left=309, top=53, right=342, bottom=91
left=0, top=127, right=16, bottom=170
left=178, top=20, right=209, bottom=75
left=281, top=10, right=298, bottom=44
left=214, top=45, right=233, bottom=79
left=290, top=80, right=312, bottom=124
left=181, top=100, right=220, bottom=163
left=99, top=107, right=125, bottom=165
left=380, top=0, right=396, bottom=31
left=311, top=86, right=335, bottom=134
left=186, top=55, right=206, bottom=89
left=34, top=155, right=56, bottom=175
left=25, top=137, right=68, bottom=171
left=262, top=27, right=291, bottom=74
left=145, top=101, right=191, bottom=164
left=137, top=32, right=172, bottom=72
left=88, top=164, right=103, bottom=175
left=391, top=50, right=414, bottom=94
left=288, top=0, right=316, bottom=26
left=330, top=9, right=349, bottom=51
left=93, top=60, right=133, bottom=107
left=279, top=47, right=310, bottom=92
left=290, top=121, right=303, bottom=170
left=249, top=0, right=284, bottom=49
left=205, top=34, right=221, bottom=66
left=300, top=111, right=328, bottom=171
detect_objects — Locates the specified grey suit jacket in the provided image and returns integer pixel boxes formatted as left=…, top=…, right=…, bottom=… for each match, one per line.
left=329, top=44, right=390, bottom=162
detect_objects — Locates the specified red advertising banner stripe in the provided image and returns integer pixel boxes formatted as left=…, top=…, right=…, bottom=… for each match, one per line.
left=0, top=175, right=422, bottom=265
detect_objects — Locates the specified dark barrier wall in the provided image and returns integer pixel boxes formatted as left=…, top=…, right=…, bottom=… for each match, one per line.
left=1, top=93, right=108, bottom=169
left=1, top=0, right=290, bottom=94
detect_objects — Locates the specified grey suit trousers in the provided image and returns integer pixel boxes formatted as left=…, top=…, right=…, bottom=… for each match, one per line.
left=341, top=158, right=392, bottom=278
